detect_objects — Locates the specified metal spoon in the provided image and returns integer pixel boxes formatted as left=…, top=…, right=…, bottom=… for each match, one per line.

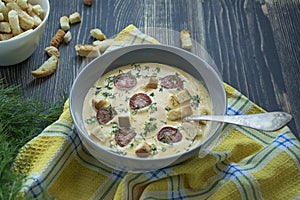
left=182, top=112, right=292, bottom=132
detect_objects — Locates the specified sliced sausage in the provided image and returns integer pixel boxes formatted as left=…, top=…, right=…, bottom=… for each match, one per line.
left=114, top=73, right=137, bottom=90
left=129, top=93, right=152, bottom=110
left=157, top=126, right=182, bottom=144
left=160, top=75, right=183, bottom=89
left=96, top=106, right=117, bottom=125
left=115, top=127, right=137, bottom=147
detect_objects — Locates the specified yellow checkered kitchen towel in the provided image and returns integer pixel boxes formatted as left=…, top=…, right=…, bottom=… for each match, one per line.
left=14, top=25, right=300, bottom=199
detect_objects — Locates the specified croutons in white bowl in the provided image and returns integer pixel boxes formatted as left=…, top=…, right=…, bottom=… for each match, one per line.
left=0, top=0, right=50, bottom=66
left=70, top=44, right=226, bottom=172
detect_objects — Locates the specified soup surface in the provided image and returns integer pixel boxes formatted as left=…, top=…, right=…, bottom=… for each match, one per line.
left=83, top=63, right=212, bottom=158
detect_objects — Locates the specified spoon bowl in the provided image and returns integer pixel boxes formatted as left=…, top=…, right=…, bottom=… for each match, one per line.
left=183, top=112, right=292, bottom=132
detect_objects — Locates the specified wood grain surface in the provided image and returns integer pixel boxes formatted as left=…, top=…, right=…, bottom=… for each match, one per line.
left=0, top=0, right=299, bottom=138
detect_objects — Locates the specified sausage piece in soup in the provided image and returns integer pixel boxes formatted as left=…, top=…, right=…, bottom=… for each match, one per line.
left=83, top=63, right=212, bottom=158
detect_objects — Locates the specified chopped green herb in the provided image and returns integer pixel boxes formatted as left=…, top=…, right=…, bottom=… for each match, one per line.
left=95, top=86, right=102, bottom=95
left=161, top=147, right=167, bottom=152
left=85, top=116, right=97, bottom=125
left=143, top=118, right=157, bottom=136
left=133, top=64, right=141, bottom=77
left=191, top=94, right=201, bottom=109
left=117, top=107, right=128, bottom=114
left=165, top=106, right=171, bottom=112
left=152, top=66, right=161, bottom=74
left=108, top=139, right=116, bottom=148
left=149, top=92, right=155, bottom=97
left=102, top=91, right=115, bottom=98
left=104, top=75, right=115, bottom=90
left=158, top=134, right=172, bottom=145
left=149, top=102, right=158, bottom=114
left=170, top=74, right=178, bottom=81
left=107, top=119, right=119, bottom=135
left=131, top=109, right=138, bottom=115
left=107, top=105, right=115, bottom=115
left=151, top=144, right=158, bottom=155
left=105, top=85, right=113, bottom=90
left=160, top=120, right=167, bottom=124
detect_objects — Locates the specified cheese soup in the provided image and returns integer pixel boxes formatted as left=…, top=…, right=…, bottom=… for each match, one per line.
left=83, top=63, right=212, bottom=158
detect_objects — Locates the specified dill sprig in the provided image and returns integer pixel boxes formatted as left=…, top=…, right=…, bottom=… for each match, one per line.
left=0, top=81, right=63, bottom=200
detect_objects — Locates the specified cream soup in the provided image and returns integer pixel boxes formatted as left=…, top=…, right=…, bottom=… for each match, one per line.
left=83, top=63, right=212, bottom=158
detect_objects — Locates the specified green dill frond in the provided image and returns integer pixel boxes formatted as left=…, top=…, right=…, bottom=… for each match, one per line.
left=0, top=81, right=63, bottom=199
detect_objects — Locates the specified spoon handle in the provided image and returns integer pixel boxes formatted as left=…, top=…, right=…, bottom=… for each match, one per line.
left=183, top=112, right=292, bottom=132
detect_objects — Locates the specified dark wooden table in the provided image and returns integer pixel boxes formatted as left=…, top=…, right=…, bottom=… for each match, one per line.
left=1, top=0, right=299, bottom=139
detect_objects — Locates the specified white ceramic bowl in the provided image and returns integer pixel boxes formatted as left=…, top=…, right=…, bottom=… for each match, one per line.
left=0, top=0, right=50, bottom=66
left=70, top=44, right=226, bottom=172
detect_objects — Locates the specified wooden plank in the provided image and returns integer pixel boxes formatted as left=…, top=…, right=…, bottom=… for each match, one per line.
left=202, top=0, right=299, bottom=136
left=264, top=0, right=300, bottom=135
